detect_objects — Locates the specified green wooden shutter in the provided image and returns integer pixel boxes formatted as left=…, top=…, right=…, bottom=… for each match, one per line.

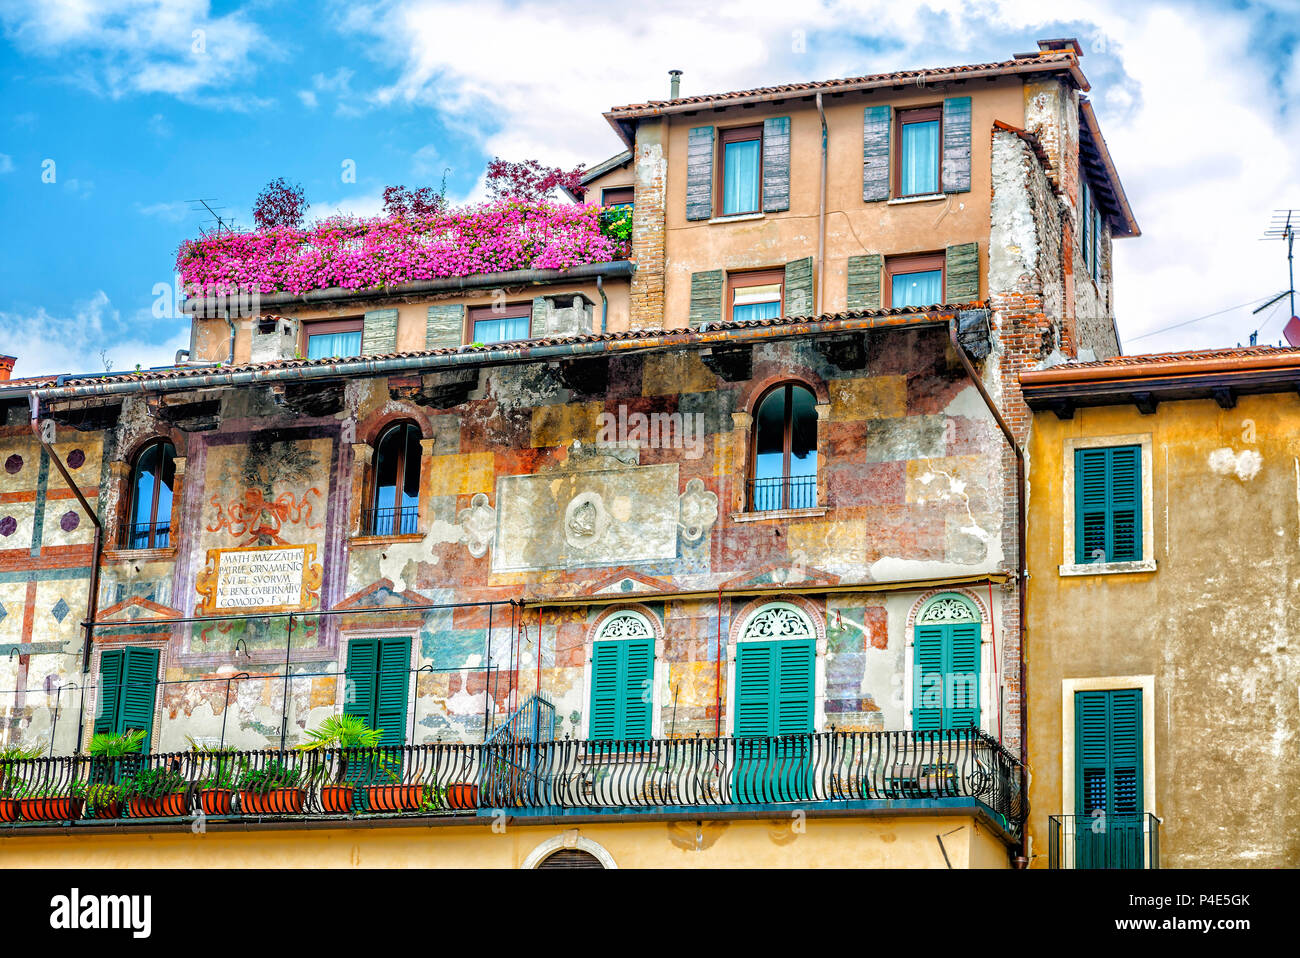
left=846, top=254, right=883, bottom=310
left=621, top=638, right=654, bottom=740
left=426, top=304, right=464, bottom=349
left=913, top=626, right=945, bottom=731
left=362, top=308, right=399, bottom=355
left=733, top=642, right=775, bottom=736
left=119, top=647, right=160, bottom=753
left=862, top=105, right=891, bottom=202
left=941, top=96, right=972, bottom=193
left=589, top=642, right=621, bottom=740
left=1075, top=688, right=1143, bottom=817
left=1075, top=446, right=1142, bottom=563
left=95, top=649, right=124, bottom=738
left=944, top=242, right=979, bottom=304
left=345, top=638, right=378, bottom=726
left=946, top=623, right=981, bottom=729
left=784, top=256, right=814, bottom=317
left=773, top=640, right=815, bottom=734
left=590, top=638, right=654, bottom=741
left=686, top=126, right=715, bottom=221
left=374, top=638, right=410, bottom=747
left=762, top=116, right=791, bottom=213
left=689, top=269, right=724, bottom=327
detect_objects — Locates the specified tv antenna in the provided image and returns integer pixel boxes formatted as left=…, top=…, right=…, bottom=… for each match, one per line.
left=187, top=198, right=237, bottom=236
left=1261, top=210, right=1297, bottom=343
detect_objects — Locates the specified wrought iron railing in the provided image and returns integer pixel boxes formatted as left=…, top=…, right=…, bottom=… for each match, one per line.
left=362, top=506, right=420, bottom=536
left=119, top=520, right=171, bottom=550
left=1047, top=813, right=1160, bottom=869
left=748, top=475, right=817, bottom=512
left=0, top=729, right=1023, bottom=833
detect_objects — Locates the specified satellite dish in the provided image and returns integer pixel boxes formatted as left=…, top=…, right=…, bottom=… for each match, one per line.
left=1285, top=316, right=1300, bottom=348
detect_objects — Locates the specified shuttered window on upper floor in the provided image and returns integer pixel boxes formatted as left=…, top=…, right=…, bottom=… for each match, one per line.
left=863, top=96, right=971, bottom=203
left=345, top=636, right=411, bottom=747
left=1074, top=445, right=1142, bottom=564
left=96, top=646, right=160, bottom=753
left=589, top=636, right=654, bottom=741
left=686, top=117, right=791, bottom=221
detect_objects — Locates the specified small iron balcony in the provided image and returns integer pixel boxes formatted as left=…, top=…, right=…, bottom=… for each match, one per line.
left=1048, top=813, right=1161, bottom=869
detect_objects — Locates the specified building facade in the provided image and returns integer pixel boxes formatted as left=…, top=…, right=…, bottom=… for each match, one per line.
left=0, top=37, right=1135, bottom=868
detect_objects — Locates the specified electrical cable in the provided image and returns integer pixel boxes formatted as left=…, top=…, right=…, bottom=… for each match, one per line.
left=1125, top=293, right=1277, bottom=343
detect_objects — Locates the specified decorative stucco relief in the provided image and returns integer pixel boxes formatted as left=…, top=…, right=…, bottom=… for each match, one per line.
left=677, top=478, right=718, bottom=543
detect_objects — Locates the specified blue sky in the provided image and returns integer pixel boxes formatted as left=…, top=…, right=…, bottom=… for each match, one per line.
left=1, top=0, right=1298, bottom=377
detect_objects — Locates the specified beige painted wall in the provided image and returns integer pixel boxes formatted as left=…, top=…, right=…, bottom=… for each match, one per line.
left=0, top=814, right=1011, bottom=868
left=1025, top=394, right=1300, bottom=867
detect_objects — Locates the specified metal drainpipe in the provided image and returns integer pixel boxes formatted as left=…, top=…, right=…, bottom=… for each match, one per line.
left=946, top=320, right=1029, bottom=865
left=815, top=93, right=828, bottom=316
left=28, top=393, right=103, bottom=753
left=223, top=304, right=236, bottom=364
left=597, top=275, right=608, bottom=334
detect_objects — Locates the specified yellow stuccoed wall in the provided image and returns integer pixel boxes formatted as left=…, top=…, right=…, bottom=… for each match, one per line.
left=0, top=815, right=1010, bottom=868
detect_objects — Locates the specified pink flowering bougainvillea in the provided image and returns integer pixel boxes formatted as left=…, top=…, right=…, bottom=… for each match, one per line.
left=176, top=200, right=629, bottom=295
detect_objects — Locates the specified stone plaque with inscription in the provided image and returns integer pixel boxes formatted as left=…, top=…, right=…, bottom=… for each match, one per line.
left=194, top=544, right=324, bottom=616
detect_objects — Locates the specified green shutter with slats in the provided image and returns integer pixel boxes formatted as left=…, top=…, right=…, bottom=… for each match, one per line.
left=913, top=622, right=980, bottom=731
left=734, top=642, right=775, bottom=736
left=733, top=638, right=814, bottom=802
left=774, top=641, right=815, bottom=734
left=374, top=638, right=411, bottom=747
left=1075, top=688, right=1144, bottom=868
left=589, top=638, right=654, bottom=741
left=944, top=242, right=980, bottom=304
left=94, top=649, right=124, bottom=739
left=344, top=638, right=378, bottom=726
left=941, top=96, right=972, bottom=193
left=686, top=126, right=715, bottom=221
left=784, top=256, right=814, bottom=317
left=862, top=105, right=891, bottom=202
left=96, top=647, right=158, bottom=752
left=846, top=254, right=883, bottom=310
left=426, top=304, right=464, bottom=349
left=689, top=269, right=724, bottom=328
left=362, top=308, right=399, bottom=355
left=762, top=116, right=791, bottom=212
left=1075, top=445, right=1142, bottom=563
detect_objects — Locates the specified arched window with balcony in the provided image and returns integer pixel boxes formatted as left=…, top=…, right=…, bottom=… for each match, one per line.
left=750, top=382, right=817, bottom=512
left=124, top=440, right=176, bottom=549
left=367, top=421, right=422, bottom=536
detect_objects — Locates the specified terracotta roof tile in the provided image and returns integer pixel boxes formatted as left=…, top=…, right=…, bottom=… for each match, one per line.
left=1060, top=345, right=1300, bottom=369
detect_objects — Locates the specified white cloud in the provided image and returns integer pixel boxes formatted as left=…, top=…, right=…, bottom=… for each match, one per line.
left=0, top=0, right=273, bottom=105
left=137, top=200, right=191, bottom=223
left=297, top=89, right=319, bottom=109
left=297, top=67, right=364, bottom=116
left=0, top=292, right=189, bottom=378
left=0, top=153, right=13, bottom=173
left=330, top=0, right=1300, bottom=353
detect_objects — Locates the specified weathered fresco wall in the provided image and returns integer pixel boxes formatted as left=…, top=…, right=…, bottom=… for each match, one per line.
left=1, top=325, right=1018, bottom=755
left=1025, top=394, right=1300, bottom=867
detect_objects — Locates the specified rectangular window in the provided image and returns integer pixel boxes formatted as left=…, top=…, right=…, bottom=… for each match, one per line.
left=469, top=303, right=532, bottom=344
left=1092, top=205, right=1102, bottom=283
left=304, top=319, right=363, bottom=360
left=344, top=637, right=411, bottom=749
left=95, top=647, right=159, bottom=754
left=885, top=253, right=945, bottom=308
left=718, top=125, right=762, bottom=216
left=601, top=187, right=634, bottom=209
left=1074, top=445, right=1142, bottom=564
left=589, top=638, right=654, bottom=741
left=728, top=269, right=784, bottom=322
left=1075, top=688, right=1145, bottom=868
left=1081, top=179, right=1092, bottom=273
left=896, top=107, right=941, bottom=197
left=732, top=638, right=814, bottom=802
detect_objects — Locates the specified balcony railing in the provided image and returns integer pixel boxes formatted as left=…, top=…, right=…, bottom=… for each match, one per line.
left=119, top=520, right=171, bottom=550
left=0, top=729, right=1023, bottom=834
left=1047, top=813, right=1160, bottom=869
left=362, top=506, right=420, bottom=537
left=748, top=475, right=817, bottom=512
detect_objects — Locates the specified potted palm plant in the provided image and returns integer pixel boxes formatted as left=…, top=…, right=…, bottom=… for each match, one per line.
left=297, top=714, right=380, bottom=813
left=236, top=757, right=305, bottom=814
left=82, top=729, right=146, bottom=819
left=0, top=743, right=44, bottom=823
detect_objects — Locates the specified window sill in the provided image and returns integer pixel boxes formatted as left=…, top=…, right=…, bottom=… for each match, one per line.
left=708, top=212, right=765, bottom=224
left=351, top=533, right=425, bottom=546
left=103, top=546, right=178, bottom=563
left=1058, top=559, right=1157, bottom=577
left=887, top=193, right=946, bottom=205
left=730, top=507, right=827, bottom=523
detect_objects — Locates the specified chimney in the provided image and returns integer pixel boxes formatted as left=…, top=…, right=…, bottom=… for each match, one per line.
left=669, top=69, right=682, bottom=100
left=1037, top=37, right=1083, bottom=57
left=0, top=355, right=15, bottom=382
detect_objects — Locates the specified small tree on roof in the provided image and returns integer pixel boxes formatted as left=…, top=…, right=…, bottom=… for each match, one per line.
left=485, top=158, right=585, bottom=202
left=253, top=177, right=309, bottom=230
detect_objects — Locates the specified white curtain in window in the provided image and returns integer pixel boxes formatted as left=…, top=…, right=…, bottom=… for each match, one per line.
left=892, top=269, right=943, bottom=308
left=723, top=140, right=761, bottom=215
left=901, top=121, right=940, bottom=195
left=306, top=330, right=362, bottom=360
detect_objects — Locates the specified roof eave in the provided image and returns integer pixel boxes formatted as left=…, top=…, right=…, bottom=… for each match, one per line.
left=1078, top=98, right=1140, bottom=238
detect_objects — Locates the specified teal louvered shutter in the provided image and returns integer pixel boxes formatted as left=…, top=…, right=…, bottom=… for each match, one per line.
left=1109, top=446, right=1141, bottom=561
left=946, top=623, right=981, bottom=729
left=95, top=649, right=124, bottom=738
left=1076, top=448, right=1109, bottom=563
left=862, top=105, right=891, bottom=202
left=762, top=116, right=791, bottom=212
left=589, top=642, right=621, bottom=741
left=1075, top=689, right=1144, bottom=868
left=913, top=626, right=945, bottom=731
left=686, top=126, right=715, bottom=220
left=1075, top=446, right=1142, bottom=563
left=688, top=269, right=724, bottom=328
left=733, top=642, right=774, bottom=736
left=620, top=638, right=654, bottom=740
left=345, top=638, right=378, bottom=726
left=374, top=638, right=410, bottom=747
left=119, top=647, right=160, bottom=753
left=773, top=640, right=815, bottom=735
left=941, top=96, right=972, bottom=193
left=361, top=308, right=399, bottom=355
left=944, top=242, right=980, bottom=303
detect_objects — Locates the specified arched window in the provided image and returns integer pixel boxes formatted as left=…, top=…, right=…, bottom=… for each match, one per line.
left=913, top=593, right=982, bottom=731
left=588, top=610, right=656, bottom=742
left=368, top=422, right=422, bottom=536
left=124, top=440, right=176, bottom=549
left=536, top=849, right=605, bottom=869
left=750, top=383, right=817, bottom=511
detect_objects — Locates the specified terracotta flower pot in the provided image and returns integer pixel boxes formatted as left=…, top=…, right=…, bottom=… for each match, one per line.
left=85, top=801, right=122, bottom=820
left=199, top=789, right=234, bottom=815
left=128, top=792, right=188, bottom=818
left=445, top=783, right=479, bottom=809
left=19, top=796, right=84, bottom=821
left=319, top=785, right=358, bottom=813
left=0, top=798, right=21, bottom=822
left=366, top=784, right=425, bottom=812
left=238, top=787, right=304, bottom=815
